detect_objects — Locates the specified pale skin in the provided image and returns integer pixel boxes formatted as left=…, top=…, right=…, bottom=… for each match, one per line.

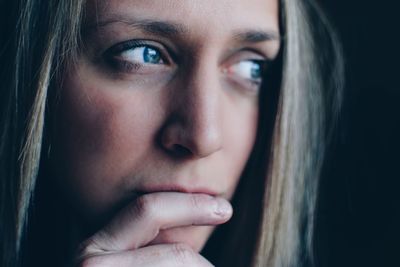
left=51, top=0, right=280, bottom=265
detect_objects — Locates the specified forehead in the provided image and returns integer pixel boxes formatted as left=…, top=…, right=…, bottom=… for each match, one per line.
left=86, top=0, right=280, bottom=34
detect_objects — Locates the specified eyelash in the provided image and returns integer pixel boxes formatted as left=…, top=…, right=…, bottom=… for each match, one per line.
left=104, top=40, right=171, bottom=72
left=103, top=39, right=269, bottom=92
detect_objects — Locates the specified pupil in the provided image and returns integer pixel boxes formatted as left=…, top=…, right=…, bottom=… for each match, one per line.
left=143, top=47, right=160, bottom=64
left=251, top=63, right=261, bottom=79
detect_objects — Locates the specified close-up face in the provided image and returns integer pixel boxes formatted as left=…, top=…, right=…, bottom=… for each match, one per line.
left=52, top=0, right=280, bottom=251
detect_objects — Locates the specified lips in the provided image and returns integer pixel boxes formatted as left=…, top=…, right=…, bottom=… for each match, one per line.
left=136, top=184, right=220, bottom=197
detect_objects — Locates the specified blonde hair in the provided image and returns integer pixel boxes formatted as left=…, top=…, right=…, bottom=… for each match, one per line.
left=256, top=1, right=342, bottom=266
left=0, top=0, right=342, bottom=266
left=0, top=1, right=85, bottom=265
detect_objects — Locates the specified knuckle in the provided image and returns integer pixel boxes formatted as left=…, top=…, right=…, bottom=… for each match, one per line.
left=79, top=232, right=111, bottom=254
left=74, top=241, right=102, bottom=267
left=76, top=239, right=97, bottom=260
left=171, top=243, right=196, bottom=265
left=75, top=233, right=116, bottom=262
left=190, top=194, right=207, bottom=211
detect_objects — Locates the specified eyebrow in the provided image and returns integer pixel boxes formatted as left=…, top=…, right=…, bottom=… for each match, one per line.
left=88, top=18, right=188, bottom=37
left=89, top=18, right=280, bottom=43
left=234, top=30, right=281, bottom=43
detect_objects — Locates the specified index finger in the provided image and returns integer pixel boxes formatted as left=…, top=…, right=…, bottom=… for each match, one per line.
left=81, top=192, right=232, bottom=254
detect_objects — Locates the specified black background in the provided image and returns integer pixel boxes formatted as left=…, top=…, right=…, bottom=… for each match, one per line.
left=317, top=1, right=400, bottom=266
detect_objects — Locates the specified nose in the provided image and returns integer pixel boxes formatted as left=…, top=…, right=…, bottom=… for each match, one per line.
left=160, top=64, right=223, bottom=159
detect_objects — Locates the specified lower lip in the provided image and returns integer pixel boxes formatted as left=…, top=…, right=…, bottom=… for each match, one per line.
left=135, top=187, right=219, bottom=197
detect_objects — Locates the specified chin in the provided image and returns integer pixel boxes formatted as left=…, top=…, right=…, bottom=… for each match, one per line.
left=148, top=225, right=215, bottom=252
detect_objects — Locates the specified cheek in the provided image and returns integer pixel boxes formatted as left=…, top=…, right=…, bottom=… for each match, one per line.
left=220, top=100, right=259, bottom=198
left=52, top=70, right=161, bottom=218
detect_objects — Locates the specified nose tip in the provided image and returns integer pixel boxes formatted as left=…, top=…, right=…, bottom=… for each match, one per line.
left=160, top=117, right=222, bottom=158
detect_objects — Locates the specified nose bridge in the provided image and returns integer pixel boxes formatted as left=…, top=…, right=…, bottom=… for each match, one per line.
left=160, top=54, right=223, bottom=159
left=190, top=68, right=220, bottom=134
left=181, top=58, right=222, bottom=157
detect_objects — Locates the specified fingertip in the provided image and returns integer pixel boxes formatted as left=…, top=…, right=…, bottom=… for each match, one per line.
left=214, top=197, right=233, bottom=219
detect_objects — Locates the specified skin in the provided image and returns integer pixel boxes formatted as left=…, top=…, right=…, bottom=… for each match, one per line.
left=52, top=0, right=280, bottom=265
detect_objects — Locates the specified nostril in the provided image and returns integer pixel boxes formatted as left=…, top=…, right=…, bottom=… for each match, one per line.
left=158, top=114, right=222, bottom=159
left=171, top=144, right=192, bottom=158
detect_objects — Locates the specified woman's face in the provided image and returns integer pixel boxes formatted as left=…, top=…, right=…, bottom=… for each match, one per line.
left=53, top=0, right=279, bottom=251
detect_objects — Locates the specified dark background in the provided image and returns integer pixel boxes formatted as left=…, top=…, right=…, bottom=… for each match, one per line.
left=317, top=1, right=400, bottom=266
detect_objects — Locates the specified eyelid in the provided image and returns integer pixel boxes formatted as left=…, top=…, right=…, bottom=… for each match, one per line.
left=222, top=47, right=271, bottom=67
left=222, top=49, right=271, bottom=75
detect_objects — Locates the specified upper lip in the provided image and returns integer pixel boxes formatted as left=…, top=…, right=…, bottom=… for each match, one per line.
left=136, top=184, right=220, bottom=197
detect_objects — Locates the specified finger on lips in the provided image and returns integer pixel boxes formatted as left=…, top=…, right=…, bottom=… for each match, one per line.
left=80, top=192, right=232, bottom=255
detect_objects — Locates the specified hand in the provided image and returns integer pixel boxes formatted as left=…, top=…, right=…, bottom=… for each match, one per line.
left=75, top=192, right=233, bottom=266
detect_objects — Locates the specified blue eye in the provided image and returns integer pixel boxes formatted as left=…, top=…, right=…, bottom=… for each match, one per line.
left=229, top=60, right=264, bottom=82
left=104, top=40, right=168, bottom=72
left=120, top=46, right=163, bottom=65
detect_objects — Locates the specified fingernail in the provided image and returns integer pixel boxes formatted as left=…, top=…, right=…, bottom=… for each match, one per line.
left=214, top=198, right=232, bottom=217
